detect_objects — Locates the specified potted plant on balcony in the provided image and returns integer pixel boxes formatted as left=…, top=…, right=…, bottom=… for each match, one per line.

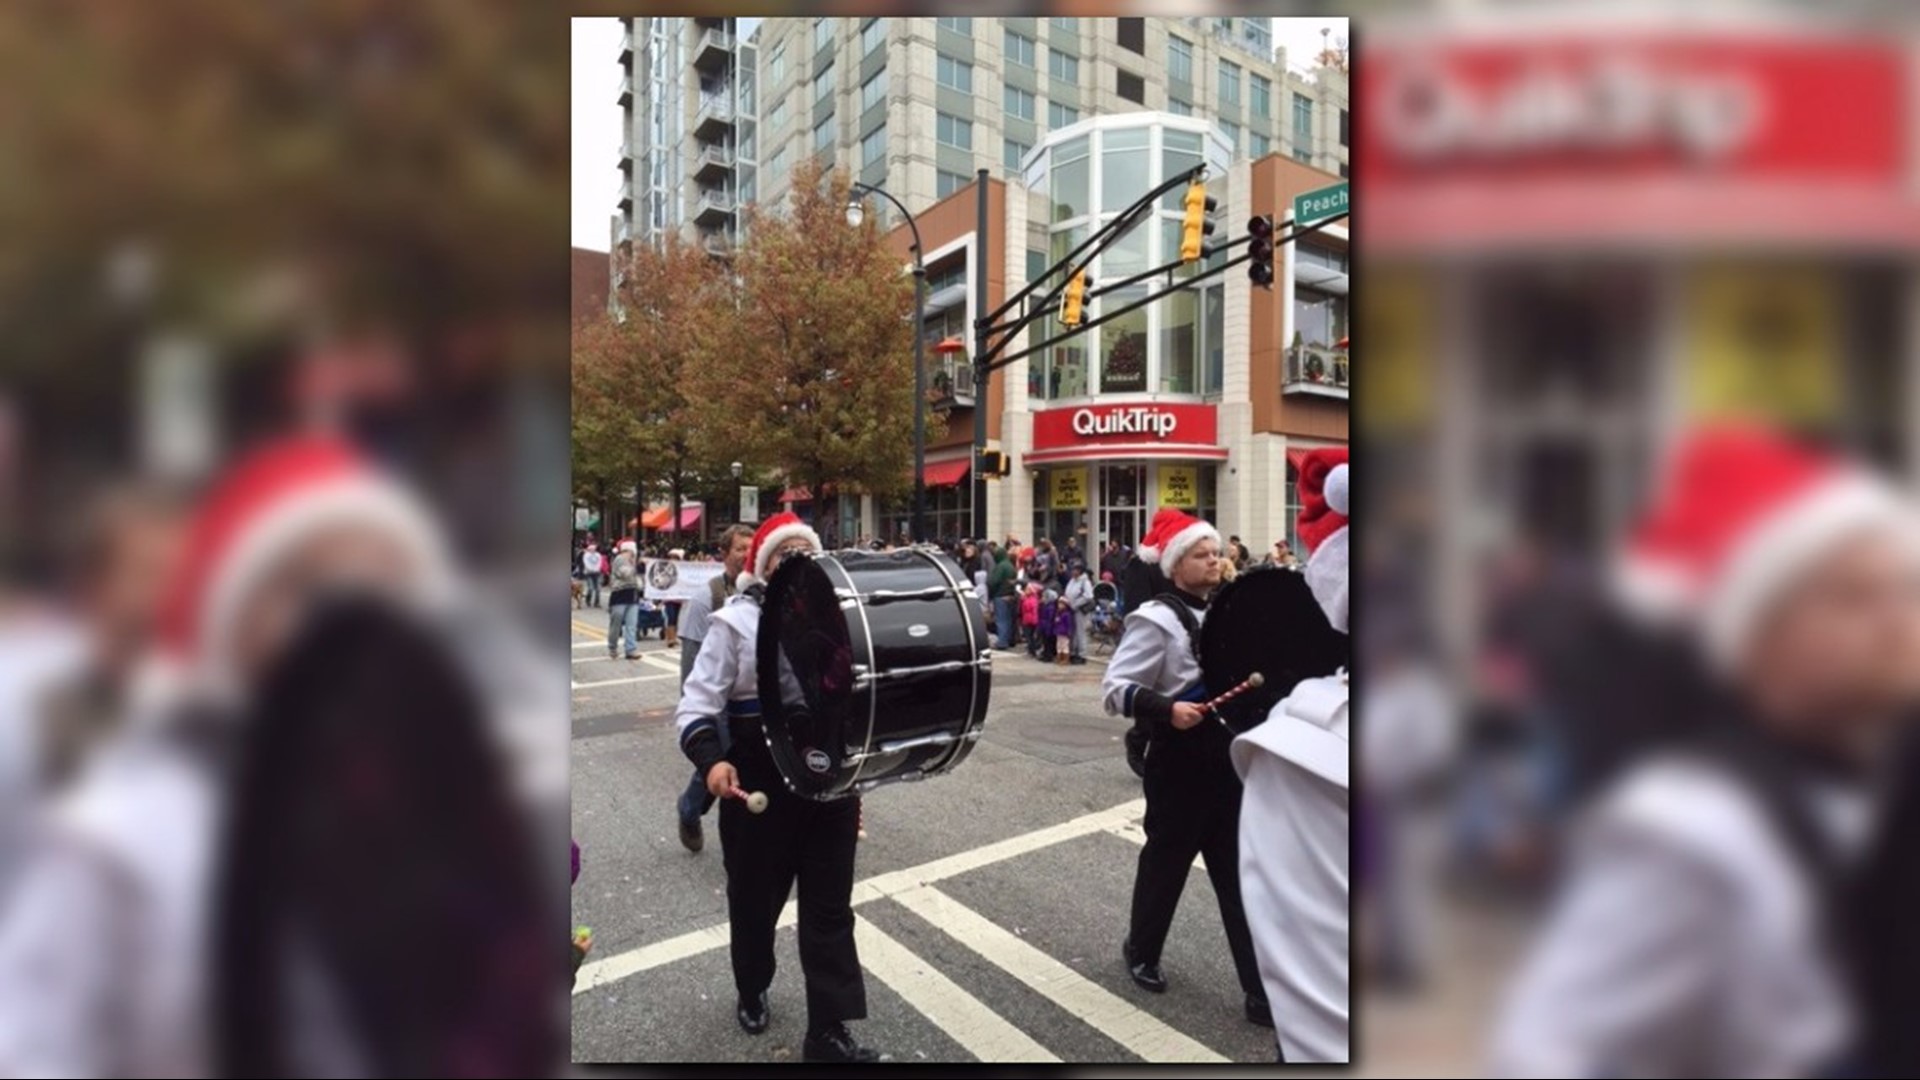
left=1305, top=350, right=1327, bottom=384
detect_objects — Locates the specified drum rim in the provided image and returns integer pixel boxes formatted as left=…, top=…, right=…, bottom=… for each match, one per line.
left=920, top=546, right=984, bottom=774
left=835, top=553, right=883, bottom=792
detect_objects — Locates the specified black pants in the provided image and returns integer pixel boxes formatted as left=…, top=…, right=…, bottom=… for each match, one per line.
left=719, top=717, right=866, bottom=1029
left=1128, top=722, right=1265, bottom=999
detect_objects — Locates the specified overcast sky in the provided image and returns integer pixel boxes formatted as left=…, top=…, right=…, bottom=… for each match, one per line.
left=572, top=16, right=1348, bottom=251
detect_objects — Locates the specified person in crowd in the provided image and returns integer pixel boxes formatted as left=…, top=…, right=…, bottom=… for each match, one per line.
left=1064, top=560, right=1094, bottom=666
left=675, top=524, right=754, bottom=854
left=606, top=539, right=641, bottom=661
left=580, top=540, right=603, bottom=608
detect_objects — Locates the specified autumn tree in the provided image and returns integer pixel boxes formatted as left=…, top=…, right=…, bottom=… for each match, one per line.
left=696, top=159, right=941, bottom=512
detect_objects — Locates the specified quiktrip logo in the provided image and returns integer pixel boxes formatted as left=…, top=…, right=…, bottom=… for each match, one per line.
left=1071, top=407, right=1179, bottom=439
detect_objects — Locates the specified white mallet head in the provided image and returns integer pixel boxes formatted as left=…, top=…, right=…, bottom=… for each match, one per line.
left=745, top=791, right=769, bottom=814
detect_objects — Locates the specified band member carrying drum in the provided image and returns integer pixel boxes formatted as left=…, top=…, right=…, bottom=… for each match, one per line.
left=1101, top=507, right=1272, bottom=1030
left=675, top=511, right=880, bottom=1064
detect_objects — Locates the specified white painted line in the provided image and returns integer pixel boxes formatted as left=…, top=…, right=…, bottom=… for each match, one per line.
left=1103, top=824, right=1207, bottom=873
left=572, top=674, right=676, bottom=689
left=853, top=916, right=1060, bottom=1064
left=574, top=641, right=607, bottom=651
left=891, top=885, right=1228, bottom=1064
left=639, top=653, right=683, bottom=676
left=574, top=902, right=798, bottom=996
left=574, top=798, right=1147, bottom=996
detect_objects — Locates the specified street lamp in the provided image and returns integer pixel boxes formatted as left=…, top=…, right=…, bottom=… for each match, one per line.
left=847, top=181, right=928, bottom=546
left=731, top=460, right=744, bottom=525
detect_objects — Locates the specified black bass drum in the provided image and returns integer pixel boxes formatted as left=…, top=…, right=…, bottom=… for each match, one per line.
left=758, top=547, right=991, bottom=800
left=1200, top=567, right=1349, bottom=733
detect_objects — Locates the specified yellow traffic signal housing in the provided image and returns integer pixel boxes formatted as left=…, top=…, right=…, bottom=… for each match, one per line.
left=1180, top=182, right=1217, bottom=262
left=1061, top=271, right=1087, bottom=326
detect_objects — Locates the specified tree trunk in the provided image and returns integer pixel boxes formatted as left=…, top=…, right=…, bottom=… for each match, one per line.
left=669, top=473, right=682, bottom=550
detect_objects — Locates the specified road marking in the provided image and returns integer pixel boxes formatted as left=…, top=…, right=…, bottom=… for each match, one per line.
left=640, top=653, right=682, bottom=676
left=574, top=798, right=1146, bottom=996
left=892, top=885, right=1228, bottom=1063
left=574, top=640, right=608, bottom=650
left=572, top=674, right=676, bottom=689
left=853, top=916, right=1060, bottom=1063
left=1103, top=823, right=1208, bottom=873
left=572, top=619, right=606, bottom=639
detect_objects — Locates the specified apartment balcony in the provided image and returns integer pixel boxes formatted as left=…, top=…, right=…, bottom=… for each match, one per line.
left=692, top=145, right=735, bottom=184
left=693, top=98, right=734, bottom=142
left=928, top=353, right=975, bottom=408
left=700, top=230, right=734, bottom=258
left=618, top=73, right=633, bottom=107
left=1283, top=342, right=1348, bottom=399
left=693, top=28, right=735, bottom=72
left=618, top=175, right=633, bottom=210
left=694, top=15, right=726, bottom=29
left=693, top=190, right=735, bottom=226
left=619, top=23, right=633, bottom=63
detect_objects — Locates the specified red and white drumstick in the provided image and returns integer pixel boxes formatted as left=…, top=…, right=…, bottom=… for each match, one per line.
left=727, top=786, right=770, bottom=814
left=1201, top=672, right=1265, bottom=717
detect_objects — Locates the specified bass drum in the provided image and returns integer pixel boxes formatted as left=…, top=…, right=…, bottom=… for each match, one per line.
left=1200, top=567, right=1349, bottom=733
left=758, top=547, right=991, bottom=800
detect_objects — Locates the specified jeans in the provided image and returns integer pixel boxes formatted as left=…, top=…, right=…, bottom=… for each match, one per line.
left=994, top=595, right=1017, bottom=650
left=607, top=600, right=638, bottom=657
left=585, top=572, right=602, bottom=606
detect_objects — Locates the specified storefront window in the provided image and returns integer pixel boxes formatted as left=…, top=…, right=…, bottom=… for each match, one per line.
left=1204, top=284, right=1224, bottom=395
left=1101, top=127, right=1151, bottom=213
left=1040, top=342, right=1088, bottom=399
left=1161, top=129, right=1204, bottom=211
left=1159, top=288, right=1197, bottom=394
left=1100, top=302, right=1149, bottom=394
left=1052, top=136, right=1090, bottom=223
left=1104, top=223, right=1150, bottom=282
left=1294, top=286, right=1346, bottom=348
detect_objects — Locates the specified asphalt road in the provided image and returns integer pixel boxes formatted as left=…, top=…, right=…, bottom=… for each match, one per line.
left=568, top=604, right=1282, bottom=1065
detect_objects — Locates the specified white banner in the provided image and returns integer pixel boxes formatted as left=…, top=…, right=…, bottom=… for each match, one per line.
left=740, top=485, right=760, bottom=524
left=643, top=559, right=726, bottom=602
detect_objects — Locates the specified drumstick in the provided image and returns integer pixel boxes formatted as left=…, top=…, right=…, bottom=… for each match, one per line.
left=727, top=785, right=770, bottom=814
left=1201, top=672, right=1265, bottom=716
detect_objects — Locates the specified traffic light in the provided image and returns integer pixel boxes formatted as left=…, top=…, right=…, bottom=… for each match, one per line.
left=1180, top=181, right=1217, bottom=263
left=979, top=449, right=1013, bottom=477
left=1061, top=270, right=1090, bottom=327
left=1247, top=214, right=1275, bottom=289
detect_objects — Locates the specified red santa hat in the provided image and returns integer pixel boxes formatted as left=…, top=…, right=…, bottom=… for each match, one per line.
left=737, top=511, right=822, bottom=588
left=152, top=434, right=452, bottom=703
left=1296, top=448, right=1350, bottom=633
left=1617, top=423, right=1919, bottom=671
left=1138, top=506, right=1221, bottom=578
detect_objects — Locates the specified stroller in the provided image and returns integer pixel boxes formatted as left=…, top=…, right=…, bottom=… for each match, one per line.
left=1088, top=581, right=1123, bottom=656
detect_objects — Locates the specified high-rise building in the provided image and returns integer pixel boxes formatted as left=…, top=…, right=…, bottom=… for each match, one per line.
left=613, top=17, right=758, bottom=260
left=750, top=16, right=1347, bottom=218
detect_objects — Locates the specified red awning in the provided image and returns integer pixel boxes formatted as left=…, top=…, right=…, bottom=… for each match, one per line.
left=640, top=507, right=672, bottom=530
left=778, top=486, right=812, bottom=504
left=922, top=460, right=970, bottom=487
left=673, top=507, right=702, bottom=532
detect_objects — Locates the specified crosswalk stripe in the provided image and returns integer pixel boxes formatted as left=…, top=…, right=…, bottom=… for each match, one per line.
left=1103, top=823, right=1208, bottom=872
left=890, top=884, right=1228, bottom=1064
left=640, top=653, right=682, bottom=675
left=574, top=798, right=1147, bottom=996
left=573, top=674, right=676, bottom=689
left=853, top=916, right=1060, bottom=1063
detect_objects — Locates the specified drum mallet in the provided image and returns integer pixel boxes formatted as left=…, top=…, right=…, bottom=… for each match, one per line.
left=1200, top=672, right=1265, bottom=719
left=726, top=785, right=770, bottom=814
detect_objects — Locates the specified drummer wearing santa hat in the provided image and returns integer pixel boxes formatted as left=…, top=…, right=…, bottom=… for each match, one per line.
left=1100, top=507, right=1271, bottom=1029
left=1231, top=447, right=1349, bottom=1064
left=1490, top=425, right=1920, bottom=1077
left=674, top=511, right=880, bottom=1063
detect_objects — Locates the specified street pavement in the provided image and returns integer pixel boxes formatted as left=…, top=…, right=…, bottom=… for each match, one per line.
left=568, top=603, right=1284, bottom=1065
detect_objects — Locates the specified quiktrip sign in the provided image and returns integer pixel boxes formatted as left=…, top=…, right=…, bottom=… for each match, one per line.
left=1028, top=402, right=1223, bottom=463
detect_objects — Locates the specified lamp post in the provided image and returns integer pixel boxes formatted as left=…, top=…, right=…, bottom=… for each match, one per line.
left=846, top=182, right=927, bottom=546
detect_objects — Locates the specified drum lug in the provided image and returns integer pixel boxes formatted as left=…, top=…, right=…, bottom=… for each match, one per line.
left=842, top=728, right=981, bottom=764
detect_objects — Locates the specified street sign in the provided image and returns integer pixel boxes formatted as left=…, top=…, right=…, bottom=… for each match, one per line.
left=1293, top=181, right=1349, bottom=227
left=740, top=485, right=760, bottom=524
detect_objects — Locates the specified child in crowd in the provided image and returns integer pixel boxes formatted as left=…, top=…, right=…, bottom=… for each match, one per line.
left=1052, top=594, right=1074, bottom=667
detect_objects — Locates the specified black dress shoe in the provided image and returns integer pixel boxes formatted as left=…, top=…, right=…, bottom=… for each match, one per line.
left=736, top=991, right=769, bottom=1035
left=1123, top=938, right=1167, bottom=993
left=1246, top=994, right=1274, bottom=1028
left=802, top=1022, right=880, bottom=1062
left=679, top=816, right=704, bottom=853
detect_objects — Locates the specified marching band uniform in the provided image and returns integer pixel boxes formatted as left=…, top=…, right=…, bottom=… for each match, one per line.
left=1101, top=508, right=1270, bottom=1027
left=675, top=512, right=877, bottom=1064
left=1232, top=451, right=1350, bottom=1064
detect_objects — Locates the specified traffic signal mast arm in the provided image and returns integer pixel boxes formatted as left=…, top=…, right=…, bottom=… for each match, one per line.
left=979, top=211, right=1348, bottom=376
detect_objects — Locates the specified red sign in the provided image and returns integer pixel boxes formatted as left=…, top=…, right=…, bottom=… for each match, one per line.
left=1028, top=403, right=1222, bottom=463
left=1359, top=33, right=1920, bottom=252
left=1361, top=36, right=1905, bottom=184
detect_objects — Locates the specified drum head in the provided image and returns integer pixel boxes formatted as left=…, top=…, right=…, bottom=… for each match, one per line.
left=758, top=552, right=857, bottom=797
left=1201, top=567, right=1349, bottom=733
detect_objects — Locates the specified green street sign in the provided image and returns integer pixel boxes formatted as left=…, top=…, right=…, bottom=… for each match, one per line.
left=1293, top=181, right=1349, bottom=227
